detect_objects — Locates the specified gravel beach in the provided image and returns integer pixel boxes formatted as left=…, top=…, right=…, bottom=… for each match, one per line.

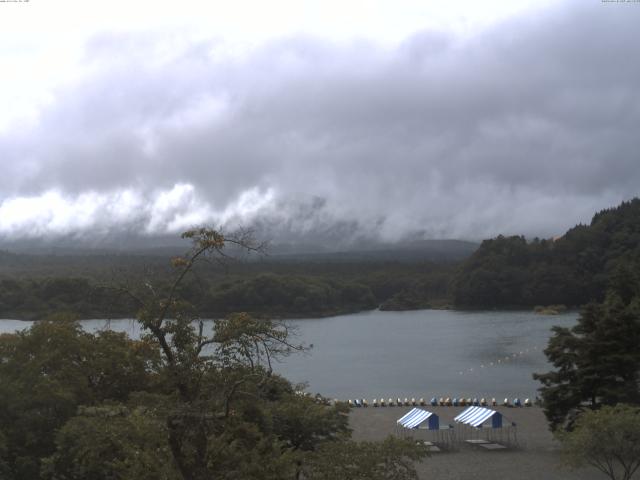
left=349, top=406, right=607, bottom=480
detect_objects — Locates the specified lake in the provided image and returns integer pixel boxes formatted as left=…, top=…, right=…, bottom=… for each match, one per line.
left=0, top=309, right=578, bottom=401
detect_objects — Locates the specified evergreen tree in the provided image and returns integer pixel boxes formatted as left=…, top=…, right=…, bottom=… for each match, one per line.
left=453, top=198, right=640, bottom=308
left=534, top=269, right=640, bottom=430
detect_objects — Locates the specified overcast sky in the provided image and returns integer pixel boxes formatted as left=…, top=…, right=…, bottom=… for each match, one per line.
left=0, top=0, right=638, bottom=247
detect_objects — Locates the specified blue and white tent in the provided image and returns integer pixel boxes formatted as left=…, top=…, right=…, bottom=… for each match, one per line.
left=454, top=406, right=503, bottom=428
left=397, top=408, right=439, bottom=430
left=396, top=408, right=453, bottom=446
left=453, top=406, right=517, bottom=445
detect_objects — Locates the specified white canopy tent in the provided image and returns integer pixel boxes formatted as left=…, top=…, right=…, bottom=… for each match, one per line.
left=453, top=406, right=517, bottom=446
left=397, top=408, right=439, bottom=430
left=454, top=406, right=503, bottom=428
left=396, top=408, right=452, bottom=446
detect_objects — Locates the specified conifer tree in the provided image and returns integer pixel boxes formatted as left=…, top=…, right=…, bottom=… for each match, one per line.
left=534, top=265, right=640, bottom=430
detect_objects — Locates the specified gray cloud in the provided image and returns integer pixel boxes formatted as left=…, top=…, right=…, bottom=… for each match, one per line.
left=1, top=1, right=639, bottom=246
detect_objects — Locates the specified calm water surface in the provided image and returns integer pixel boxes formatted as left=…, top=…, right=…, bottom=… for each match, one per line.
left=1, top=309, right=578, bottom=400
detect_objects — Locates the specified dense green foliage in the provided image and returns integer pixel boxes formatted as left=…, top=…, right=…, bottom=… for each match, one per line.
left=0, top=274, right=379, bottom=320
left=204, top=274, right=377, bottom=317
left=557, top=404, right=640, bottom=480
left=533, top=264, right=640, bottom=431
left=0, top=259, right=457, bottom=320
left=0, top=277, right=134, bottom=319
left=453, top=198, right=640, bottom=308
left=378, top=271, right=452, bottom=310
left=0, top=229, right=428, bottom=480
left=0, top=318, right=161, bottom=479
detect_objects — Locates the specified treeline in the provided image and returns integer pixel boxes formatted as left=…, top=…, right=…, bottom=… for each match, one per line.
left=0, top=275, right=376, bottom=320
left=0, top=263, right=458, bottom=320
left=3, top=198, right=638, bottom=316
left=0, top=277, right=135, bottom=319
left=0, top=238, right=477, bottom=319
left=203, top=274, right=376, bottom=317
left=452, top=198, right=640, bottom=308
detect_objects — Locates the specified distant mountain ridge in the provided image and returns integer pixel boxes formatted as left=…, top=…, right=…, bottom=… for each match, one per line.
left=0, top=238, right=478, bottom=269
left=267, top=239, right=478, bottom=263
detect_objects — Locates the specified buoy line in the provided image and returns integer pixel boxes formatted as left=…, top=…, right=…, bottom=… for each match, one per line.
left=457, top=345, right=542, bottom=376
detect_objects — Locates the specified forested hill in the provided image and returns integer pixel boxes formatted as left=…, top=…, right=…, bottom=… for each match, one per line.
left=0, top=242, right=466, bottom=320
left=452, top=198, right=640, bottom=308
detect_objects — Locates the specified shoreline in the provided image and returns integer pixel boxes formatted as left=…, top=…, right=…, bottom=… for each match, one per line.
left=0, top=305, right=581, bottom=323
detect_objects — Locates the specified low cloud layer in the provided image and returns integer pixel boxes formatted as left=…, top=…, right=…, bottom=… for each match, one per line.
left=1, top=1, right=639, bottom=247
